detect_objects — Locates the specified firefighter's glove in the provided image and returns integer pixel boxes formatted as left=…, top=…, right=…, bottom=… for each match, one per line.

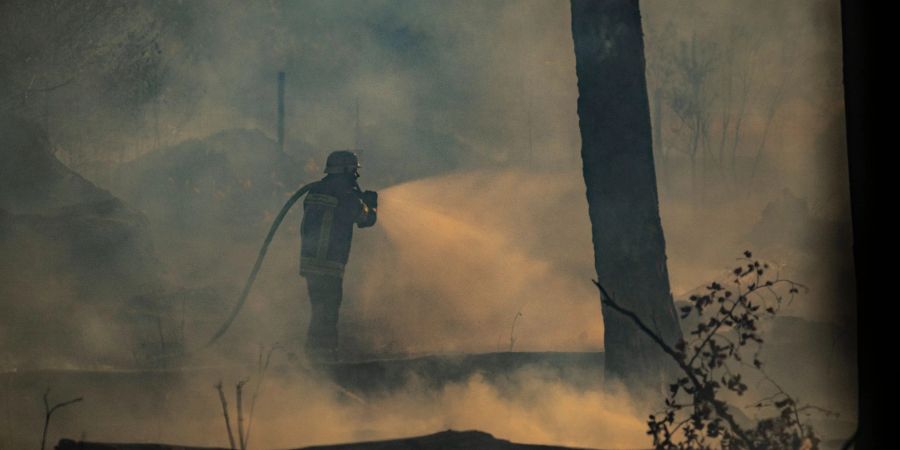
left=362, top=190, right=378, bottom=209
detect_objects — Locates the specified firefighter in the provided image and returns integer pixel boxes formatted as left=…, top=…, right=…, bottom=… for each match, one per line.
left=299, top=150, right=377, bottom=361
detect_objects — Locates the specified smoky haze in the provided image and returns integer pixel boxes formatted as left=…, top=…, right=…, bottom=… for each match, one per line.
left=0, top=0, right=856, bottom=449
left=344, top=169, right=602, bottom=355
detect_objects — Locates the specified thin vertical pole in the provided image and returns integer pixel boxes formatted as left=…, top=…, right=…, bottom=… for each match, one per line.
left=354, top=97, right=363, bottom=159
left=277, top=71, right=286, bottom=153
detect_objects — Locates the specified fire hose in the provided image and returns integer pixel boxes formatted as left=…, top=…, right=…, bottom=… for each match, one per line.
left=206, top=181, right=317, bottom=347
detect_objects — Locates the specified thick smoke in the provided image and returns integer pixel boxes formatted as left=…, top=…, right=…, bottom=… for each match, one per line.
left=344, top=169, right=601, bottom=354
left=1, top=365, right=649, bottom=450
left=0, top=0, right=857, bottom=448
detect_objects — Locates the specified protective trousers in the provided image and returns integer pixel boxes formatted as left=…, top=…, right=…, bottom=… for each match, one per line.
left=303, top=273, right=343, bottom=359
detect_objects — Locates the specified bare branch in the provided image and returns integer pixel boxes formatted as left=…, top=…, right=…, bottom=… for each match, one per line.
left=236, top=378, right=249, bottom=450
left=41, top=388, right=83, bottom=450
left=594, top=281, right=756, bottom=449
left=214, top=381, right=236, bottom=450
left=244, top=344, right=281, bottom=449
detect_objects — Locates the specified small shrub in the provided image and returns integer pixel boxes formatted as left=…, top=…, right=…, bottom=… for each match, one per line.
left=596, top=251, right=829, bottom=450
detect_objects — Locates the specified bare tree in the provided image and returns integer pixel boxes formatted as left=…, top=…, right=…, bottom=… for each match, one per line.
left=667, top=33, right=718, bottom=205
left=645, top=20, right=800, bottom=204
left=748, top=43, right=799, bottom=184
left=715, top=27, right=759, bottom=185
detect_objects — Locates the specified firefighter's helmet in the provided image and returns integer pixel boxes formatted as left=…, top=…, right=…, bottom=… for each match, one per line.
left=324, top=150, right=361, bottom=174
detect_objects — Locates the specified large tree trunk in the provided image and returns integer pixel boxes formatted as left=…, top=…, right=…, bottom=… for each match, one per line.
left=570, top=0, right=682, bottom=387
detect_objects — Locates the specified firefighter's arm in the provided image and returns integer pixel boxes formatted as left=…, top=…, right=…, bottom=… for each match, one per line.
left=356, top=190, right=377, bottom=228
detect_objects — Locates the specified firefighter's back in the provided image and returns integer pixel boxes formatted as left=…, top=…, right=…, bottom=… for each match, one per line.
left=299, top=174, right=363, bottom=278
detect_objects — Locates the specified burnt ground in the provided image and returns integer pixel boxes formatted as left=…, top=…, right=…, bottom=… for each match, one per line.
left=2, top=352, right=612, bottom=450
left=57, top=429, right=621, bottom=450
left=4, top=350, right=855, bottom=449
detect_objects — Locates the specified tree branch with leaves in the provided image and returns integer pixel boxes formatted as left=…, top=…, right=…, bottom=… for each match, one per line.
left=595, top=251, right=825, bottom=450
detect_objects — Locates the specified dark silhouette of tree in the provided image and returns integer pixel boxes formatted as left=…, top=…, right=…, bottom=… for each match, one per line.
left=570, top=0, right=683, bottom=388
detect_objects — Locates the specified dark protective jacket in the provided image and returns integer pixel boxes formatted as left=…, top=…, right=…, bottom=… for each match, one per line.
left=299, top=174, right=376, bottom=278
